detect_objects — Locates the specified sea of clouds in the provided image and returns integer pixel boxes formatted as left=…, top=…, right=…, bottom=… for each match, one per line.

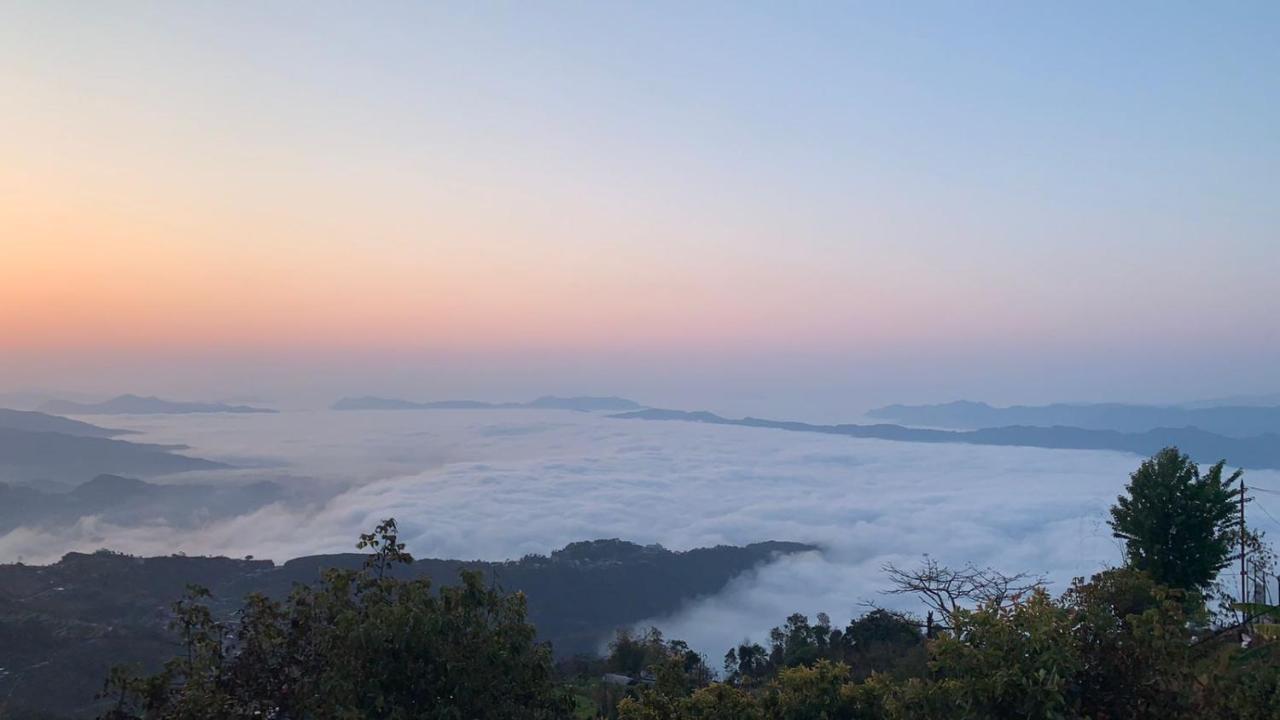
left=4, top=408, right=1278, bottom=656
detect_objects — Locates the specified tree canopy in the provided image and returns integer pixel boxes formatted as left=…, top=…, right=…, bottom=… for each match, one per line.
left=99, top=519, right=573, bottom=720
left=618, top=568, right=1280, bottom=720
left=1109, top=446, right=1242, bottom=591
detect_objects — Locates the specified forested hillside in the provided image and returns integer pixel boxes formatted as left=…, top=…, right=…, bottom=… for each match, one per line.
left=0, top=536, right=809, bottom=717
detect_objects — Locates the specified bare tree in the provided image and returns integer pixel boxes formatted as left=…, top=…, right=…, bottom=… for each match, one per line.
left=881, top=555, right=1046, bottom=626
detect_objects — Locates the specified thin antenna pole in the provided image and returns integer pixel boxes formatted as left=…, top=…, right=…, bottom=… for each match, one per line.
left=1241, top=477, right=1248, bottom=606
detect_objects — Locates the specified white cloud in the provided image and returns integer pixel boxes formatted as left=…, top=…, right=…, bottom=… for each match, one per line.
left=5, top=408, right=1278, bottom=657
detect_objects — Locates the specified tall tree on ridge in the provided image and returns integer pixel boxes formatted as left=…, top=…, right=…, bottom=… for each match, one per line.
left=1109, top=447, right=1242, bottom=592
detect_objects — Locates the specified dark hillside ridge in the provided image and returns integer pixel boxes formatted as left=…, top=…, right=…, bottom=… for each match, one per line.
left=0, top=539, right=814, bottom=718
left=254, top=538, right=813, bottom=657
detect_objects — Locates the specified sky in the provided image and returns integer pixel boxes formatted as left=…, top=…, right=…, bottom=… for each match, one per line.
left=2, top=2, right=1278, bottom=417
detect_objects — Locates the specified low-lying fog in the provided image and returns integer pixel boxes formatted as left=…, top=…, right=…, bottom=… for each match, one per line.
left=5, top=408, right=1278, bottom=656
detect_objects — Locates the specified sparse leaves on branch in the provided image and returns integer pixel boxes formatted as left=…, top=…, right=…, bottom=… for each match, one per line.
left=357, top=516, right=414, bottom=578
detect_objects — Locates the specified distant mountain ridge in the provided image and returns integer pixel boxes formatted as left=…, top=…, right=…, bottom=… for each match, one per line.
left=867, top=400, right=1280, bottom=438
left=1179, top=392, right=1280, bottom=409
left=333, top=395, right=645, bottom=412
left=41, top=394, right=276, bottom=415
left=0, top=408, right=133, bottom=438
left=0, top=473, right=282, bottom=534
left=614, top=408, right=1280, bottom=469
left=0, top=428, right=228, bottom=484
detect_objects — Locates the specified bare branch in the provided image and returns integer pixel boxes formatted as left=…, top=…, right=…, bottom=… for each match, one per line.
left=881, top=556, right=1046, bottom=625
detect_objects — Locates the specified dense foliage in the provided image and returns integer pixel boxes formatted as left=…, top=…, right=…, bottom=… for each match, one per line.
left=616, top=568, right=1280, bottom=720
left=98, top=520, right=573, bottom=720
left=0, top=537, right=807, bottom=717
left=722, top=609, right=927, bottom=686
left=607, top=448, right=1279, bottom=720
left=1109, top=446, right=1242, bottom=591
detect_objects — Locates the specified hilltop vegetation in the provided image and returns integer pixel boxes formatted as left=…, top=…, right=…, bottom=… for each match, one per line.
left=98, top=521, right=573, bottom=720
left=606, top=447, right=1279, bottom=719
left=0, top=536, right=809, bottom=718
left=611, top=568, right=1280, bottom=720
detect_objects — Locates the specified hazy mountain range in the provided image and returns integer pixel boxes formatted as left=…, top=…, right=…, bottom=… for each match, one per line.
left=0, top=474, right=284, bottom=535
left=0, top=539, right=812, bottom=717
left=0, top=413, right=227, bottom=484
left=867, top=400, right=1280, bottom=437
left=616, top=408, right=1280, bottom=469
left=0, top=408, right=133, bottom=438
left=1179, top=392, right=1280, bottom=409
left=333, top=395, right=645, bottom=412
left=40, top=394, right=276, bottom=415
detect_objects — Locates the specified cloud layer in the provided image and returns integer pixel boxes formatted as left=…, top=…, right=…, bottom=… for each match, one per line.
left=5, top=409, right=1278, bottom=656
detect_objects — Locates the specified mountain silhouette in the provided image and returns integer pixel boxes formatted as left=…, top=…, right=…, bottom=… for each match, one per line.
left=0, top=428, right=228, bottom=484
left=1, top=473, right=283, bottom=533
left=40, top=394, right=276, bottom=415
left=614, top=408, right=1280, bottom=469
left=0, top=408, right=133, bottom=438
left=867, top=400, right=1280, bottom=438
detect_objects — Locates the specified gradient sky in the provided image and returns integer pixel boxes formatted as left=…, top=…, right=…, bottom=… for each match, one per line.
left=2, top=2, right=1278, bottom=417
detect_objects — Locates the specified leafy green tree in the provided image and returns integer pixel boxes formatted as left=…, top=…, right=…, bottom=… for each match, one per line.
left=722, top=608, right=926, bottom=685
left=841, top=609, right=927, bottom=681
left=928, top=589, right=1082, bottom=718
left=99, top=518, right=573, bottom=720
left=607, top=627, right=667, bottom=676
left=760, top=660, right=856, bottom=720
left=1109, top=447, right=1242, bottom=592
left=682, top=683, right=766, bottom=720
left=1062, top=568, right=1198, bottom=717
left=724, top=642, right=770, bottom=686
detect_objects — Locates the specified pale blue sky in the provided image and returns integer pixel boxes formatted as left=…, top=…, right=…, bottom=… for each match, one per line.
left=2, top=2, right=1277, bottom=415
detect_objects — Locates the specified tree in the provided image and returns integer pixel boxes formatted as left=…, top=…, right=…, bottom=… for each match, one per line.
left=881, top=556, right=1045, bottom=627
left=606, top=627, right=712, bottom=692
left=1109, top=447, right=1242, bottom=592
left=724, top=642, right=770, bottom=686
left=99, top=518, right=573, bottom=720
left=357, top=516, right=413, bottom=577
left=841, top=609, right=927, bottom=681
